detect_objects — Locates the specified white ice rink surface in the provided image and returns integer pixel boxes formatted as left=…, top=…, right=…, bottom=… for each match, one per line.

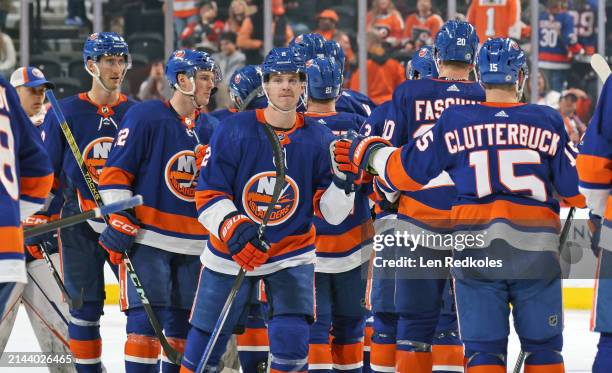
left=3, top=305, right=600, bottom=372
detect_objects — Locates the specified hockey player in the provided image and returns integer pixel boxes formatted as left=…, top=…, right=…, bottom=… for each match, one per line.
left=42, top=32, right=136, bottom=372
left=364, top=21, right=484, bottom=373
left=210, top=64, right=267, bottom=122
left=576, top=75, right=612, bottom=372
left=334, top=37, right=585, bottom=373
left=304, top=56, right=371, bottom=373
left=181, top=46, right=355, bottom=373
left=290, top=34, right=376, bottom=117
left=98, top=49, right=220, bottom=372
left=0, top=67, right=76, bottom=373
left=0, top=73, right=53, bottom=348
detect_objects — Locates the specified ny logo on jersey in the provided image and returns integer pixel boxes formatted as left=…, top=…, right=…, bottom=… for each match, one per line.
left=83, top=137, right=114, bottom=184
left=242, top=172, right=298, bottom=226
left=165, top=150, right=198, bottom=202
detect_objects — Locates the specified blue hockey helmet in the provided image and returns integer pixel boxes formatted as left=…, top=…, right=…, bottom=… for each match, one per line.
left=306, top=57, right=343, bottom=100
left=165, top=49, right=221, bottom=89
left=324, top=40, right=346, bottom=71
left=261, top=47, right=306, bottom=81
left=83, top=32, right=130, bottom=67
left=407, top=46, right=439, bottom=80
left=477, top=38, right=528, bottom=85
left=229, top=65, right=267, bottom=111
left=289, top=33, right=326, bottom=60
left=434, top=20, right=479, bottom=64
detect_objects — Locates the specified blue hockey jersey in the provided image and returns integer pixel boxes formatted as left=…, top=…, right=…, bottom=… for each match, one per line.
left=99, top=100, right=218, bottom=255
left=538, top=10, right=580, bottom=69
left=577, top=75, right=612, bottom=252
left=305, top=111, right=373, bottom=273
left=0, top=78, right=53, bottom=283
left=383, top=78, right=484, bottom=242
left=375, top=102, right=585, bottom=252
left=42, top=93, right=137, bottom=233
left=195, top=109, right=354, bottom=276
left=336, top=89, right=377, bottom=117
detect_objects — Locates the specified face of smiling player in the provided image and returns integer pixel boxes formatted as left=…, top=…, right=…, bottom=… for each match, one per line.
left=265, top=72, right=304, bottom=112
left=89, top=54, right=128, bottom=91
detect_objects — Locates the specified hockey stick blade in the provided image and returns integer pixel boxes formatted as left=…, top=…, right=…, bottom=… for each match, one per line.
left=196, top=123, right=286, bottom=373
left=591, top=53, right=611, bottom=82
left=24, top=195, right=144, bottom=238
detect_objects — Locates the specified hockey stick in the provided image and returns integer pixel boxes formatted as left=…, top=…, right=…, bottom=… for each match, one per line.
left=38, top=241, right=84, bottom=310
left=195, top=123, right=286, bottom=373
left=512, top=206, right=576, bottom=373
left=591, top=53, right=611, bottom=82
left=46, top=91, right=183, bottom=365
left=25, top=195, right=143, bottom=238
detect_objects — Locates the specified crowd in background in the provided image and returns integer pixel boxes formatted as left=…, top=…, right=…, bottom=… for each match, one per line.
left=0, top=0, right=607, bottom=142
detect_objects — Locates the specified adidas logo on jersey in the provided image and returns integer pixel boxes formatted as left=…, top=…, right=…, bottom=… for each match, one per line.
left=318, top=119, right=327, bottom=125
left=495, top=110, right=509, bottom=118
left=447, top=84, right=460, bottom=92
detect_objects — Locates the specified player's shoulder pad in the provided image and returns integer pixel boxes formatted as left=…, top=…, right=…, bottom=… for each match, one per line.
left=303, top=114, right=336, bottom=143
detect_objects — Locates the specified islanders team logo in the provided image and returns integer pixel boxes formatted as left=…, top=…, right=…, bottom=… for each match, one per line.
left=165, top=150, right=198, bottom=202
left=242, top=172, right=299, bottom=226
left=83, top=137, right=114, bottom=184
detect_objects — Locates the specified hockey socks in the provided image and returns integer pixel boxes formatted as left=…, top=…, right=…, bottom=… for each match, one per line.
left=362, top=318, right=372, bottom=373
left=593, top=333, right=612, bottom=373
left=237, top=308, right=270, bottom=373
left=431, top=330, right=463, bottom=373
left=125, top=309, right=161, bottom=373
left=68, top=302, right=103, bottom=372
left=161, top=309, right=190, bottom=373
left=369, top=313, right=397, bottom=373
left=522, top=335, right=564, bottom=373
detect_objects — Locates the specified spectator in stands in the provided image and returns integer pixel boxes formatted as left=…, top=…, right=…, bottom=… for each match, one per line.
left=569, top=0, right=597, bottom=56
left=403, top=0, right=443, bottom=49
left=224, top=0, right=249, bottom=33
left=0, top=0, right=11, bottom=32
left=180, top=1, right=225, bottom=48
left=349, top=31, right=405, bottom=105
left=524, top=73, right=561, bottom=108
left=0, top=30, right=15, bottom=79
left=137, top=60, right=173, bottom=101
left=237, top=0, right=293, bottom=64
left=334, top=31, right=356, bottom=84
left=213, top=32, right=246, bottom=109
left=314, top=9, right=340, bottom=41
left=170, top=0, right=200, bottom=46
left=558, top=91, right=586, bottom=144
left=538, top=0, right=583, bottom=92
left=564, top=86, right=593, bottom=123
left=65, top=0, right=89, bottom=27
left=366, top=0, right=405, bottom=48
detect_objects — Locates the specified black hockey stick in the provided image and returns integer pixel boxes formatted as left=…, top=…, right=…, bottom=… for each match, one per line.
left=195, top=123, right=286, bottom=373
left=46, top=91, right=183, bottom=365
left=512, top=206, right=576, bottom=373
left=38, top=241, right=84, bottom=310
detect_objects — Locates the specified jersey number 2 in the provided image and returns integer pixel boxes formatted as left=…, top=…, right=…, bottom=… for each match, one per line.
left=469, top=149, right=546, bottom=202
left=0, top=115, right=18, bottom=200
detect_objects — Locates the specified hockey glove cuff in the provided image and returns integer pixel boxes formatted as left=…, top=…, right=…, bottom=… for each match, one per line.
left=99, top=211, right=140, bottom=265
left=23, top=214, right=54, bottom=260
left=219, top=213, right=270, bottom=271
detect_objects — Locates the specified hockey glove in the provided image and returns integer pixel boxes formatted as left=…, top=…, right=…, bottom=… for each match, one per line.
left=219, top=213, right=269, bottom=271
left=98, top=211, right=140, bottom=265
left=23, top=214, right=52, bottom=260
left=588, top=212, right=603, bottom=258
left=194, top=144, right=208, bottom=170
left=333, top=132, right=392, bottom=177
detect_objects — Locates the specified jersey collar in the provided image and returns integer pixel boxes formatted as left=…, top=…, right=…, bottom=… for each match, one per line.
left=255, top=108, right=304, bottom=146
left=164, top=101, right=200, bottom=129
left=78, top=92, right=127, bottom=118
